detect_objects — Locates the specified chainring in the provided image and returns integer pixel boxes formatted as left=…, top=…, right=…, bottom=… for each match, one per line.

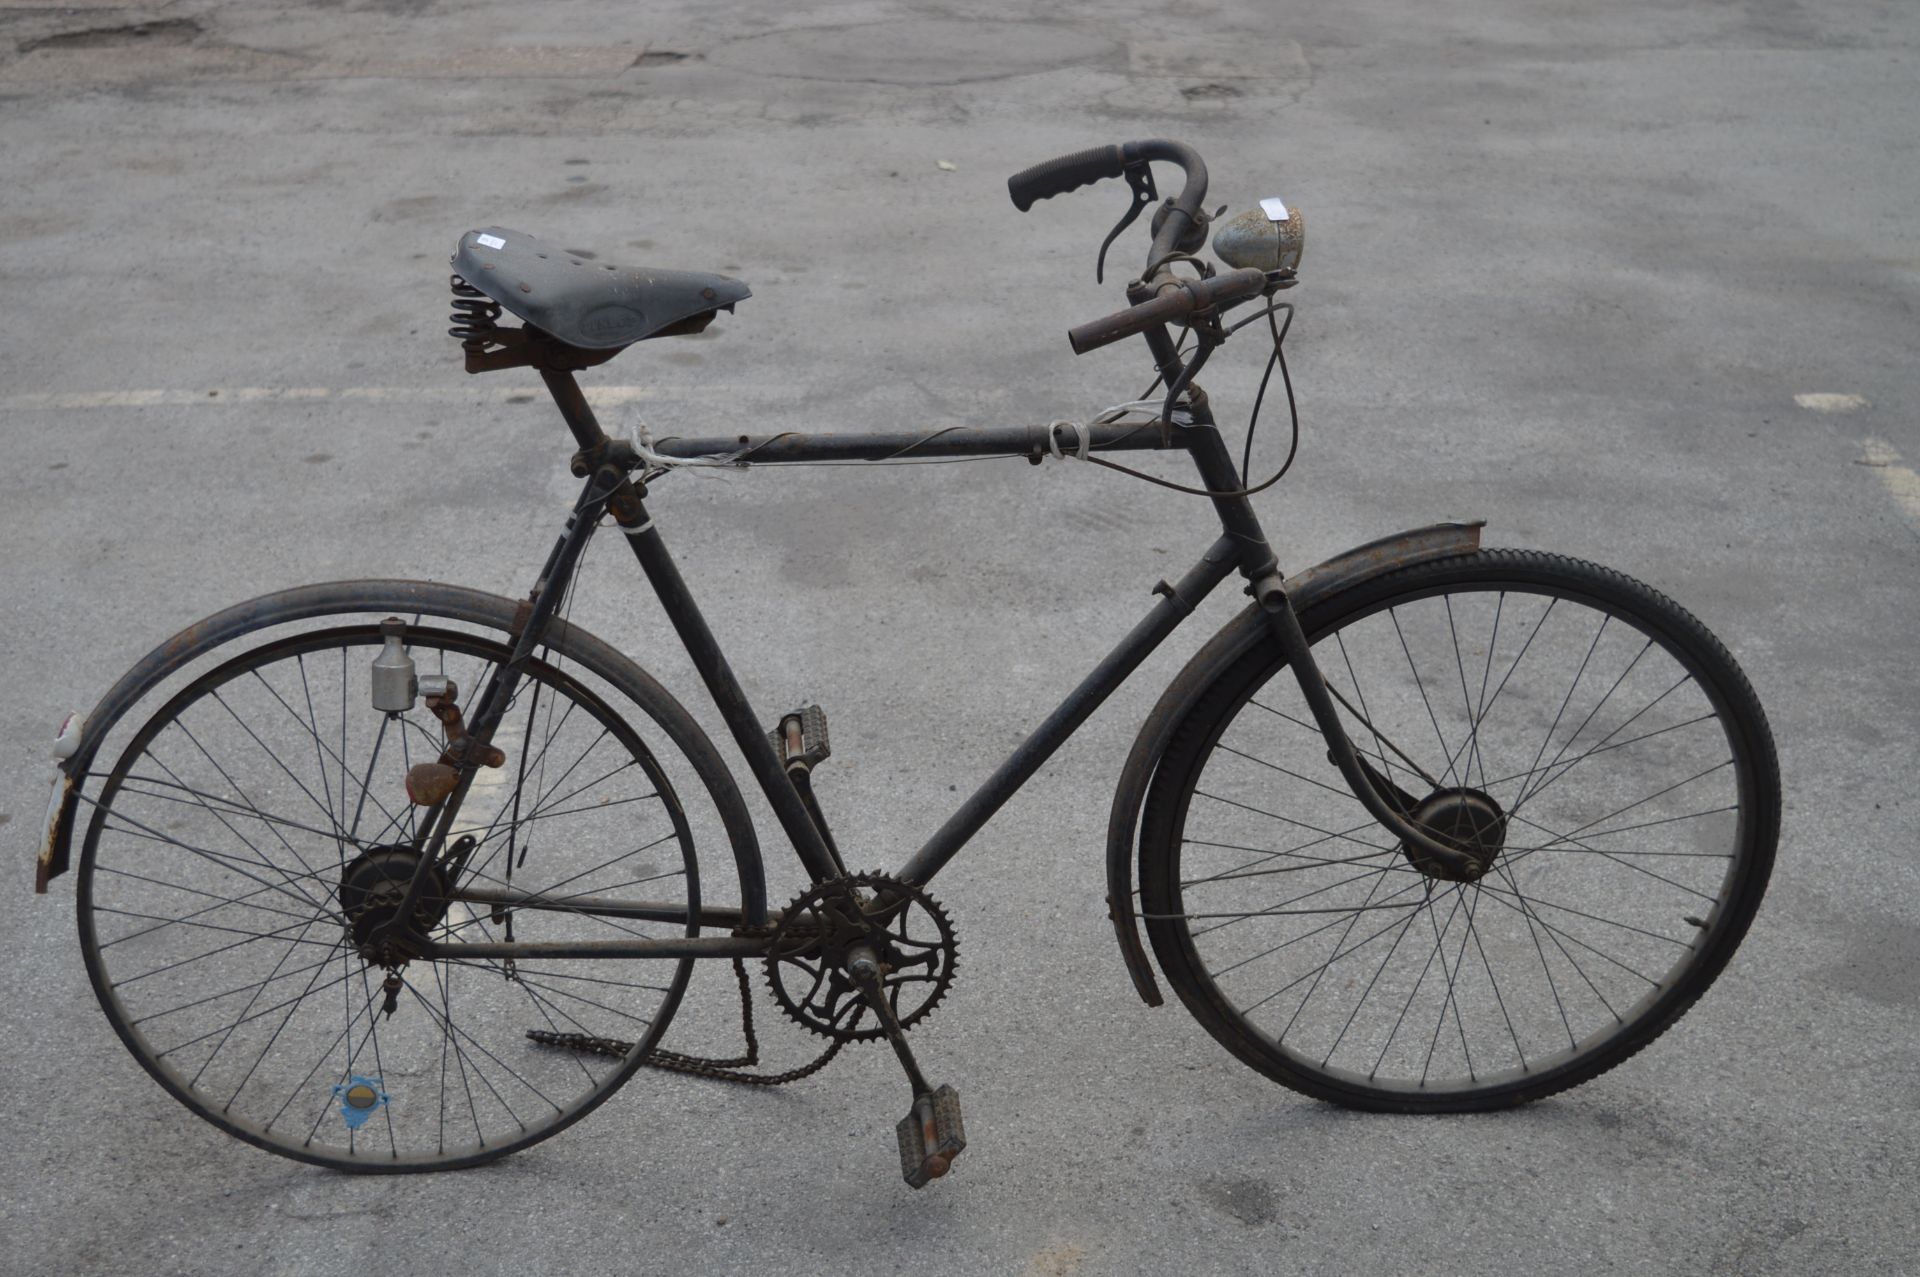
left=763, top=873, right=958, bottom=1043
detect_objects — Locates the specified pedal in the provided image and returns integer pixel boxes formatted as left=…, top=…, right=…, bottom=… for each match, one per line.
left=769, top=704, right=831, bottom=770
left=896, top=1085, right=966, bottom=1189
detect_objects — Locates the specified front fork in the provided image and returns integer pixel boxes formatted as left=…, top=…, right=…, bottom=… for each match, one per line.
left=1179, top=405, right=1483, bottom=880
left=1252, top=576, right=1478, bottom=877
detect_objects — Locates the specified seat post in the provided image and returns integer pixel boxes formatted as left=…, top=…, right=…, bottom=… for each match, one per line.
left=539, top=369, right=609, bottom=451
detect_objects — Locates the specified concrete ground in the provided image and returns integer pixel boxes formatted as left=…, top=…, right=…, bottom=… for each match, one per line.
left=2, top=0, right=1915, bottom=1273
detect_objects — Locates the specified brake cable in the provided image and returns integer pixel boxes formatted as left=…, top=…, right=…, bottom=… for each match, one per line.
left=1072, top=299, right=1300, bottom=499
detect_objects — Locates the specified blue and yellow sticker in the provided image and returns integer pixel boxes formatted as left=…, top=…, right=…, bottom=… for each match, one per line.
left=331, top=1075, right=389, bottom=1130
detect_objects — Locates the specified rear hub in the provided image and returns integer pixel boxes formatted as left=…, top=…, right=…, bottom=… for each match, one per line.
left=338, top=846, right=448, bottom=964
left=1401, top=787, right=1507, bottom=882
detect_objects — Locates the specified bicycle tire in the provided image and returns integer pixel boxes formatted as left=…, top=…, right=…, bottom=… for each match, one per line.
left=1139, top=549, right=1779, bottom=1111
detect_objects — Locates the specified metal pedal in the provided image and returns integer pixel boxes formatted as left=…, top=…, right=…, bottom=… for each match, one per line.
left=896, top=1084, right=966, bottom=1189
left=769, top=704, right=831, bottom=769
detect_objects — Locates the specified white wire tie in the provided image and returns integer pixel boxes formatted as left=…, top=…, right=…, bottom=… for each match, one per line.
left=1047, top=420, right=1092, bottom=461
left=628, top=415, right=751, bottom=476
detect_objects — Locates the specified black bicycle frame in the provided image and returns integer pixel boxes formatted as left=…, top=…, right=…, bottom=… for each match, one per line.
left=408, top=352, right=1472, bottom=960
left=548, top=370, right=1262, bottom=899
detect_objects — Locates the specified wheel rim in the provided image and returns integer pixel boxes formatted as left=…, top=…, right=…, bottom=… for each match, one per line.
left=1161, top=572, right=1766, bottom=1099
left=78, top=626, right=700, bottom=1169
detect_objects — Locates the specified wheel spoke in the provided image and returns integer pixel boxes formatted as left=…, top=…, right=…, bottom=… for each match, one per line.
left=1510, top=636, right=1652, bottom=815
left=1388, top=607, right=1461, bottom=790
left=100, top=764, right=330, bottom=914
left=207, top=688, right=348, bottom=855
left=1332, top=631, right=1432, bottom=790
left=1193, top=789, right=1394, bottom=852
left=1214, top=742, right=1362, bottom=803
left=1443, top=595, right=1486, bottom=792
left=1461, top=882, right=1527, bottom=1071
left=1509, top=614, right=1610, bottom=816
left=1370, top=884, right=1465, bottom=1078
left=1276, top=857, right=1396, bottom=1041
left=96, top=860, right=334, bottom=942
left=1505, top=812, right=1725, bottom=902
left=1181, top=836, right=1421, bottom=883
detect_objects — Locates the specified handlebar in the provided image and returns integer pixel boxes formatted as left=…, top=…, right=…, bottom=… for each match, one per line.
left=1009, top=139, right=1231, bottom=360
left=1066, top=268, right=1268, bottom=355
left=1008, top=138, right=1209, bottom=273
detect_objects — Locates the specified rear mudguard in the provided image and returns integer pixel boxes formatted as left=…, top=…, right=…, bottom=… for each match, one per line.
left=34, top=580, right=768, bottom=925
left=1105, top=521, right=1484, bottom=1006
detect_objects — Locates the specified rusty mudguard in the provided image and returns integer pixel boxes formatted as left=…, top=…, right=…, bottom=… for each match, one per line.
left=32, top=581, right=768, bottom=926
left=1104, top=521, right=1485, bottom=1006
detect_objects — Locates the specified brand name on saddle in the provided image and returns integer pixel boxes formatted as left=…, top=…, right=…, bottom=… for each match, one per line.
left=581, top=304, right=645, bottom=340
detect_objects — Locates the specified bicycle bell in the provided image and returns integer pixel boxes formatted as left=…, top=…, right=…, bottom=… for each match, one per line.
left=1212, top=197, right=1305, bottom=274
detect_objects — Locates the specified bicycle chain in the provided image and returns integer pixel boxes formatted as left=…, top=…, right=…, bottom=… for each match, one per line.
left=525, top=955, right=854, bottom=1087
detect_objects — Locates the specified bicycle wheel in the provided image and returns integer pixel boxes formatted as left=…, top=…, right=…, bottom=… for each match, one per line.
left=78, top=618, right=704, bottom=1170
left=1139, top=550, right=1778, bottom=1111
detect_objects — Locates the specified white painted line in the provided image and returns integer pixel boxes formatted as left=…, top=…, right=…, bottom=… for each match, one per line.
left=300, top=46, right=647, bottom=82
left=1, top=42, right=648, bottom=87
left=1796, top=392, right=1870, bottom=413
left=1857, top=437, right=1920, bottom=529
left=0, top=384, right=757, bottom=412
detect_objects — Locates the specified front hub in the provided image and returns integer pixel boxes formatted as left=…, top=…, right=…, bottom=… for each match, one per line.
left=1401, top=787, right=1507, bottom=882
left=338, top=846, right=449, bottom=964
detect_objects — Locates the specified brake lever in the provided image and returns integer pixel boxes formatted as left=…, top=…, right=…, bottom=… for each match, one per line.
left=1094, top=162, right=1158, bottom=285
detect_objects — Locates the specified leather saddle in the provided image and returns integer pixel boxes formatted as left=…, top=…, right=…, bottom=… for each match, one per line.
left=452, top=226, right=750, bottom=355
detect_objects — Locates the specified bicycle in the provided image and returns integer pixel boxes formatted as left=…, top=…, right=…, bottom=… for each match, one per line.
left=33, top=139, right=1780, bottom=1187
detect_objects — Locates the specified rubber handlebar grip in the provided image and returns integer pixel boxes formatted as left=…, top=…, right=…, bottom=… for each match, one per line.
left=1007, top=145, right=1127, bottom=212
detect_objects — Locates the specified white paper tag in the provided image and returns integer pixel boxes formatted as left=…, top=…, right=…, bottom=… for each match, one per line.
left=1259, top=197, right=1290, bottom=222
left=475, top=233, right=506, bottom=250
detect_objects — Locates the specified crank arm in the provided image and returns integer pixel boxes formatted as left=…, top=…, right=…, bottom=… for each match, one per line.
left=847, top=945, right=934, bottom=1096
left=846, top=943, right=968, bottom=1188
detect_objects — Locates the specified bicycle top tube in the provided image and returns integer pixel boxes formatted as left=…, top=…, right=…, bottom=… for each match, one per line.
left=645, top=419, right=1192, bottom=465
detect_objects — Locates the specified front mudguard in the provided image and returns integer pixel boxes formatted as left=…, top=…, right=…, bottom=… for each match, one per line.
left=1104, top=521, right=1484, bottom=1006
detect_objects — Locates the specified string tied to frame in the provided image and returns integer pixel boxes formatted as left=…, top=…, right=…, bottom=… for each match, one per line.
left=1047, top=419, right=1094, bottom=461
